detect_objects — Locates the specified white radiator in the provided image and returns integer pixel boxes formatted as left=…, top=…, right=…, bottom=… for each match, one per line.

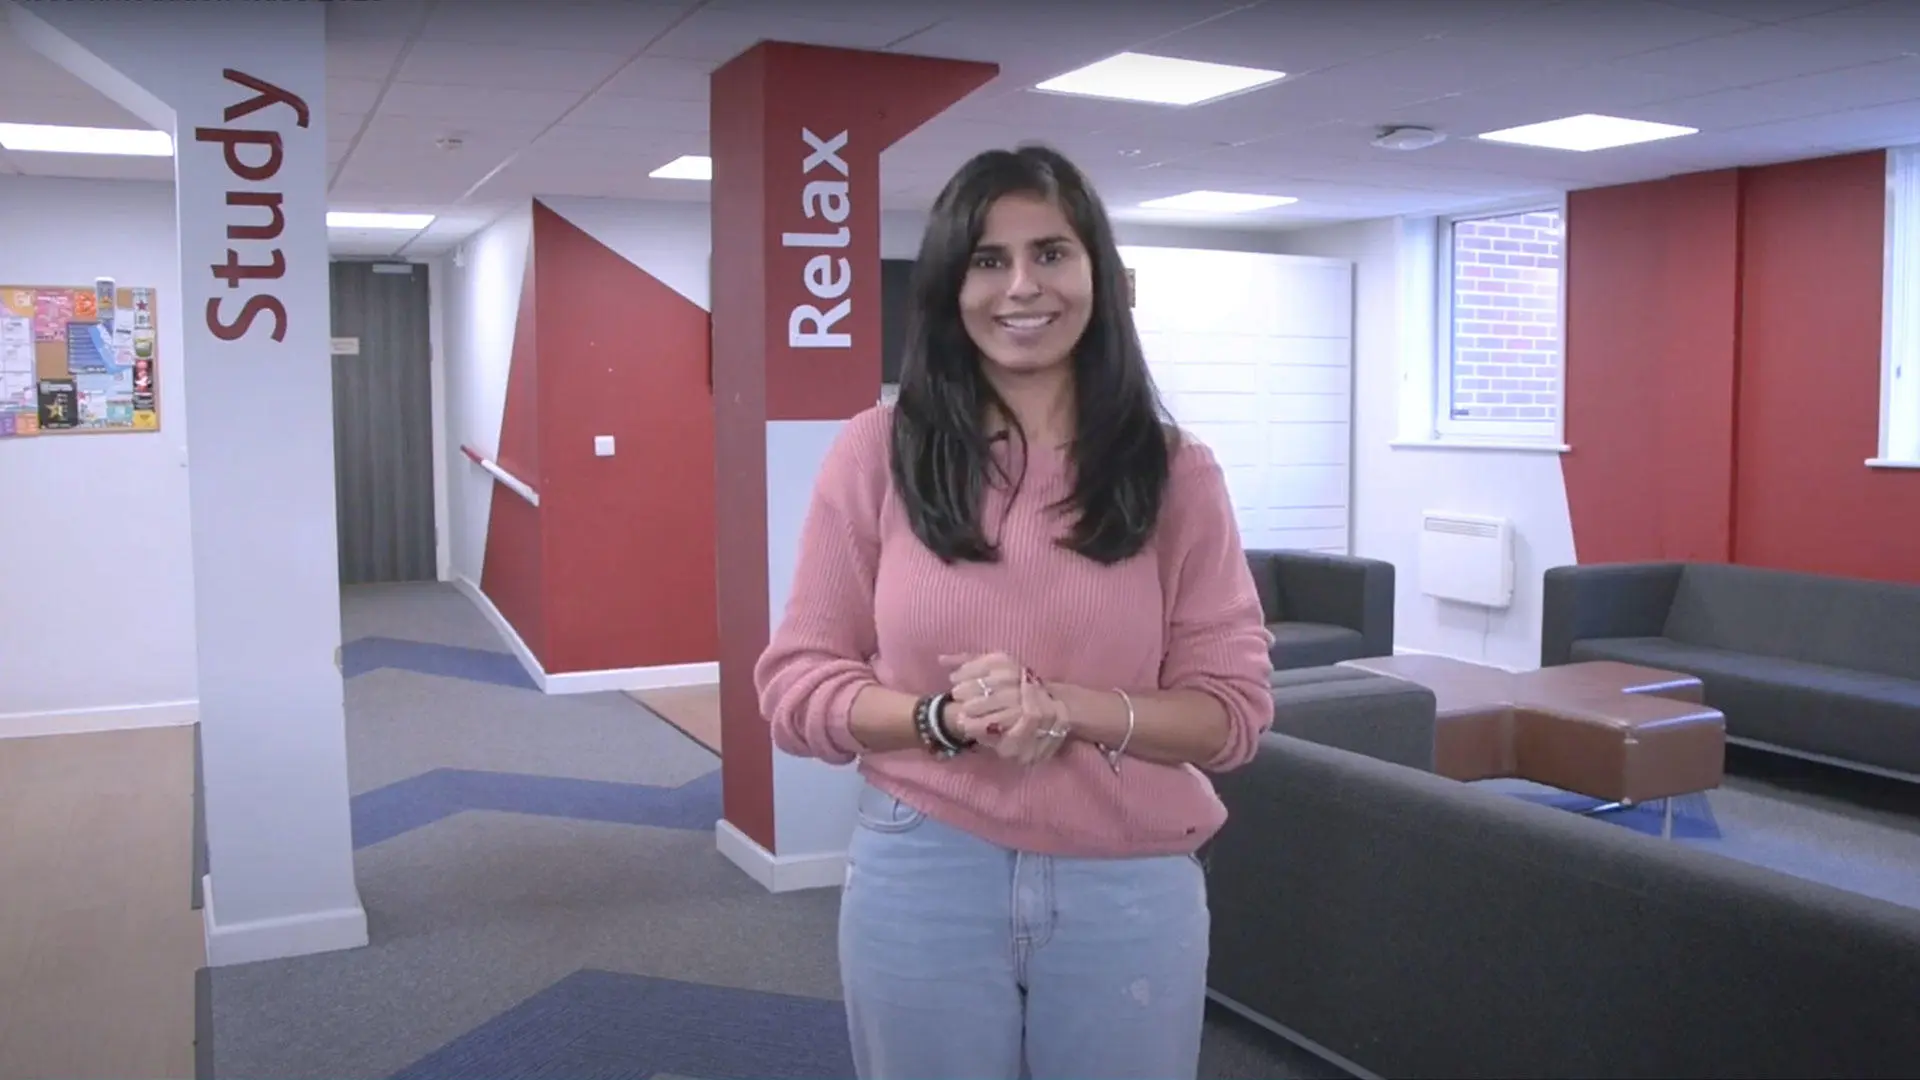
left=1417, top=511, right=1513, bottom=608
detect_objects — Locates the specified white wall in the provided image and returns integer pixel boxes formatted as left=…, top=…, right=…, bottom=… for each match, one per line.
left=1122, top=245, right=1352, bottom=554
left=540, top=196, right=711, bottom=310
left=438, top=204, right=531, bottom=587
left=0, top=176, right=197, bottom=725
left=1272, top=217, right=1575, bottom=670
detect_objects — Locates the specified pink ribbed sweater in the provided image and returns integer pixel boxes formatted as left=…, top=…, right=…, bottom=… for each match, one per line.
left=754, top=405, right=1275, bottom=858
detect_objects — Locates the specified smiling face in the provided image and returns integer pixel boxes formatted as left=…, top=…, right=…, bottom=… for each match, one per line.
left=958, top=193, right=1095, bottom=377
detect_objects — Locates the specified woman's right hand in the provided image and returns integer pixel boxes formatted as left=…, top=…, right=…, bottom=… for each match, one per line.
left=942, top=654, right=1070, bottom=766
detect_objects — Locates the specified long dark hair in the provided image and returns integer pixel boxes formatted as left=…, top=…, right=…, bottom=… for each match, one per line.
left=889, top=144, right=1174, bottom=566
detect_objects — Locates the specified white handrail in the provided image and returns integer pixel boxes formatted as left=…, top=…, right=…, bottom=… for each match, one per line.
left=460, top=444, right=539, bottom=507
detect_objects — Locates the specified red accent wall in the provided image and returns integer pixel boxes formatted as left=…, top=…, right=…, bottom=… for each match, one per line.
left=531, top=201, right=719, bottom=673
left=1564, top=149, right=1920, bottom=583
left=479, top=203, right=720, bottom=675
left=1733, top=154, right=1919, bottom=581
left=1563, top=169, right=1741, bottom=564
left=480, top=236, right=547, bottom=659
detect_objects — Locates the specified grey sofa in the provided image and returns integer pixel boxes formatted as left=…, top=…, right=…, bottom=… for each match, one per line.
left=1541, top=561, right=1920, bottom=777
left=1245, top=550, right=1395, bottom=670
left=1206, top=732, right=1920, bottom=1079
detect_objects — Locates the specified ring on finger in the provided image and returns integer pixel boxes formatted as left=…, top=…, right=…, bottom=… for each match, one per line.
left=1040, top=726, right=1068, bottom=740
left=975, top=677, right=992, bottom=699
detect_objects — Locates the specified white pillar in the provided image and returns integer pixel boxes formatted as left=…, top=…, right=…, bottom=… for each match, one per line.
left=9, top=0, right=364, bottom=965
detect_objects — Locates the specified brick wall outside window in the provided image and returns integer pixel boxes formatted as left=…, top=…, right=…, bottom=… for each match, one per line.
left=1446, top=209, right=1563, bottom=424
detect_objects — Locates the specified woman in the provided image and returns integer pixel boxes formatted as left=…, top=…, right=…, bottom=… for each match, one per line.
left=754, top=144, right=1274, bottom=1080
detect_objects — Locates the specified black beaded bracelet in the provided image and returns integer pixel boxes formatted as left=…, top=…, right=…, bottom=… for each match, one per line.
left=913, top=692, right=970, bottom=759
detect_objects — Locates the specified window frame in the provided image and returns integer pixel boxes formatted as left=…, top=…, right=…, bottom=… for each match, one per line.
left=1873, top=143, right=1920, bottom=469
left=1431, top=199, right=1568, bottom=446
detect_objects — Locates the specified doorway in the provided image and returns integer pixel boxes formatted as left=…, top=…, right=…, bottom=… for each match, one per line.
left=329, top=260, right=436, bottom=585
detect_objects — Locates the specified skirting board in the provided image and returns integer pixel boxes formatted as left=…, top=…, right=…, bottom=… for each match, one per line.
left=454, top=575, right=717, bottom=695
left=0, top=699, right=198, bottom=740
left=200, top=873, right=368, bottom=968
left=715, top=819, right=846, bottom=893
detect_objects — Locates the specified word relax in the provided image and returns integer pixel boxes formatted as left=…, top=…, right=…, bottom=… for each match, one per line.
left=195, top=68, right=313, bottom=343
left=782, top=127, right=854, bottom=349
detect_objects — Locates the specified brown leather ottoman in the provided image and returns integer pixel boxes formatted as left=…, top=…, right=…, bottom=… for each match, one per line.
left=1337, top=655, right=1726, bottom=834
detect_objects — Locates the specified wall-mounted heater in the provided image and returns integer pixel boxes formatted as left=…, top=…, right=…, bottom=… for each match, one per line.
left=1418, top=511, right=1514, bottom=608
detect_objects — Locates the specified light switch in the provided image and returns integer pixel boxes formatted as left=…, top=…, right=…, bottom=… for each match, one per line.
left=594, top=435, right=615, bottom=457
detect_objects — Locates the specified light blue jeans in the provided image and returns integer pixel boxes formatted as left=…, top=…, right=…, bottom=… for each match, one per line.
left=839, top=783, right=1211, bottom=1080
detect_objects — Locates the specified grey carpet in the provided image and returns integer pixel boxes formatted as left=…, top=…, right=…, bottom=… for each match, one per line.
left=211, top=582, right=1340, bottom=1080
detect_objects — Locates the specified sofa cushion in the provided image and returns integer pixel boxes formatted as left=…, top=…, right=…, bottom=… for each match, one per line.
left=1665, top=564, right=1920, bottom=681
left=1269, top=621, right=1366, bottom=670
left=1570, top=636, right=1920, bottom=775
left=1266, top=670, right=1436, bottom=771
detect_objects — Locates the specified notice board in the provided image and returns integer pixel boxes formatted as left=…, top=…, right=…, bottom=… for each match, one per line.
left=0, top=281, right=160, bottom=438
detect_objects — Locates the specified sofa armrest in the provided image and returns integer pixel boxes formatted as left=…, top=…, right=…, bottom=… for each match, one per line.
left=1540, top=562, right=1685, bottom=667
left=1252, top=550, right=1395, bottom=658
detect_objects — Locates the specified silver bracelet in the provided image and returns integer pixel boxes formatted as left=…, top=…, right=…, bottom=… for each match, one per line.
left=1102, top=688, right=1136, bottom=774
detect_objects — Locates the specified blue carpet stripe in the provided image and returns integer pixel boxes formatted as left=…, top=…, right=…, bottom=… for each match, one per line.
left=389, top=970, right=854, bottom=1080
left=341, top=636, right=539, bottom=690
left=1506, top=789, right=1721, bottom=839
left=352, top=768, right=722, bottom=849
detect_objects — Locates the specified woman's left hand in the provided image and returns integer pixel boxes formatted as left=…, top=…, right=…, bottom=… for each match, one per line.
left=940, top=652, right=1071, bottom=767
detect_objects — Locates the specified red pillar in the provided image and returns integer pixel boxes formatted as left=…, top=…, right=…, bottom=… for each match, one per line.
left=710, top=43, right=996, bottom=865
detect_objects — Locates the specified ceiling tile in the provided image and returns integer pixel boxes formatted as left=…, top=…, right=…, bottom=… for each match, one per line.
left=1659, top=0, right=1882, bottom=21
left=1775, top=0, right=1920, bottom=47
left=702, top=0, right=948, bottom=22
left=643, top=9, right=947, bottom=63
left=1302, top=2, right=1755, bottom=103
left=881, top=2, right=1246, bottom=85
left=378, top=83, right=585, bottom=127
left=1632, top=57, right=1920, bottom=132
left=1108, top=68, right=1443, bottom=147
left=396, top=42, right=631, bottom=91
left=326, top=37, right=408, bottom=82
left=1613, top=23, right=1914, bottom=82
left=556, top=94, right=707, bottom=133
left=470, top=149, right=716, bottom=202
left=1449, top=0, right=1755, bottom=60
left=414, top=0, right=699, bottom=54
left=325, top=0, right=429, bottom=42
left=328, top=78, right=388, bottom=116
left=594, top=57, right=714, bottom=102
left=1139, top=0, right=1531, bottom=76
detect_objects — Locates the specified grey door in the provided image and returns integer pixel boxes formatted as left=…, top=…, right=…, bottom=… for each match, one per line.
left=329, top=260, right=436, bottom=585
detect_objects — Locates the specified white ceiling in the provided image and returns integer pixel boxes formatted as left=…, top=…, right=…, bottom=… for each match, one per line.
left=4, top=0, right=1920, bottom=257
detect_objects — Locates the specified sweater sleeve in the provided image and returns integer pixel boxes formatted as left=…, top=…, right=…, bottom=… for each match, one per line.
left=752, top=409, right=890, bottom=765
left=1156, top=438, right=1276, bottom=773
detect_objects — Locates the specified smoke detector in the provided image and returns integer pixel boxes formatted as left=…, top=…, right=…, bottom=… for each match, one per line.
left=1372, top=125, right=1445, bottom=151
left=435, top=135, right=465, bottom=152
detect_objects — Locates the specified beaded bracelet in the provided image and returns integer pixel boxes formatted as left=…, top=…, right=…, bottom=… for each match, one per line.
left=913, top=692, right=968, bottom=759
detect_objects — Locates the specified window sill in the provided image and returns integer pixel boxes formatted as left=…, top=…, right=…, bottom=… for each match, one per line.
left=1865, top=457, right=1920, bottom=470
left=1391, top=438, right=1570, bottom=455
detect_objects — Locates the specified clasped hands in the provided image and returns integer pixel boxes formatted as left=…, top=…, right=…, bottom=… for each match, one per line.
left=938, top=652, right=1072, bottom=767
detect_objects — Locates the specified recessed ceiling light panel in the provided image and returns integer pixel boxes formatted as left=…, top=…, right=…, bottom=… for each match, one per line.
left=1139, top=190, right=1299, bottom=213
left=649, top=154, right=712, bottom=181
left=1476, top=113, right=1698, bottom=152
left=0, top=122, right=172, bottom=156
left=327, top=212, right=435, bottom=230
left=1035, top=52, right=1284, bottom=107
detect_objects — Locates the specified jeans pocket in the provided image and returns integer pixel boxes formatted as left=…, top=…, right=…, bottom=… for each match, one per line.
left=854, top=785, right=926, bottom=834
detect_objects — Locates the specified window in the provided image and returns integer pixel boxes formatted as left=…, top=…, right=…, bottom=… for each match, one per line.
left=1875, top=144, right=1920, bottom=468
left=1433, top=205, right=1566, bottom=445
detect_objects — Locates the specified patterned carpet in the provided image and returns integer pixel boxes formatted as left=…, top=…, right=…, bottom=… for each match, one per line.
left=208, top=582, right=1342, bottom=1080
